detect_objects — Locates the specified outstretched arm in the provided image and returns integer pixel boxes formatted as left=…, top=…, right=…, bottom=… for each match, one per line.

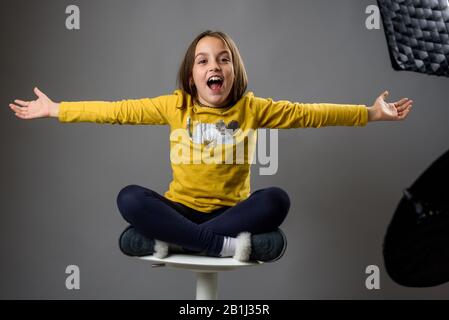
left=9, top=87, right=59, bottom=119
left=9, top=87, right=179, bottom=125
left=252, top=90, right=413, bottom=129
left=367, top=91, right=413, bottom=122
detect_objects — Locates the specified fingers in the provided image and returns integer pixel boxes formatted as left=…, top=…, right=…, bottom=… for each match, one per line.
left=397, top=102, right=413, bottom=120
left=9, top=103, right=24, bottom=112
left=395, top=99, right=413, bottom=112
left=397, top=106, right=412, bottom=120
left=393, top=98, right=409, bottom=106
left=13, top=99, right=30, bottom=107
left=393, top=98, right=412, bottom=106
left=9, top=103, right=29, bottom=119
left=34, top=86, right=47, bottom=99
left=376, top=90, right=389, bottom=103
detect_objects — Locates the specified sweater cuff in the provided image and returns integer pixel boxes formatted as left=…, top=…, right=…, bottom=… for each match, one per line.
left=361, top=105, right=369, bottom=126
left=57, top=102, right=69, bottom=122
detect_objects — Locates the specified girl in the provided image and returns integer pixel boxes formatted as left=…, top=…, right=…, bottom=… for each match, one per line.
left=9, top=30, right=413, bottom=262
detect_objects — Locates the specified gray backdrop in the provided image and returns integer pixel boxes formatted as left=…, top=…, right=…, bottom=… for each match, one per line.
left=1, top=0, right=448, bottom=299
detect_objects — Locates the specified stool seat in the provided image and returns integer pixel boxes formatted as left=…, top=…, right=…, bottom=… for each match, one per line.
left=140, top=254, right=262, bottom=299
left=140, top=253, right=260, bottom=272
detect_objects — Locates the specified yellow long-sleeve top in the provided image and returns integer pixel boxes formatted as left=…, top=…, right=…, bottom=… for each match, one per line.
left=59, top=89, right=368, bottom=213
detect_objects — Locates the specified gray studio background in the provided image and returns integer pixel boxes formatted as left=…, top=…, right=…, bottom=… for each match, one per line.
left=1, top=0, right=448, bottom=299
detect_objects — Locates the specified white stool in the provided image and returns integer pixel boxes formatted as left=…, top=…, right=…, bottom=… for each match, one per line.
left=140, top=254, right=262, bottom=300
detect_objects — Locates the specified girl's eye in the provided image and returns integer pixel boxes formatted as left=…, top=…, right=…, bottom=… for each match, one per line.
left=197, top=57, right=230, bottom=64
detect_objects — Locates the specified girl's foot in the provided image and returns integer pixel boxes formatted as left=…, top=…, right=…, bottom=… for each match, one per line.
left=233, top=228, right=287, bottom=262
left=118, top=226, right=169, bottom=258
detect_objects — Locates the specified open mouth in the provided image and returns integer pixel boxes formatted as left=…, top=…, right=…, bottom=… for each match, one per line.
left=207, top=76, right=223, bottom=91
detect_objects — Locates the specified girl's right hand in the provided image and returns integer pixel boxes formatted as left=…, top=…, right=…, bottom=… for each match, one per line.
left=9, top=87, right=59, bottom=119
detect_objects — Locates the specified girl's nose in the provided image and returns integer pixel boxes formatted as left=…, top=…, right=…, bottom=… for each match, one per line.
left=209, top=60, right=221, bottom=71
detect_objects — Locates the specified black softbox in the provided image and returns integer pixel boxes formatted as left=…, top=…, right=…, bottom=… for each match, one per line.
left=377, top=0, right=449, bottom=77
left=383, top=149, right=449, bottom=287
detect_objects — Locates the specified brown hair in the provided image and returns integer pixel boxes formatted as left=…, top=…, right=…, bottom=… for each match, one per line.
left=177, top=30, right=248, bottom=107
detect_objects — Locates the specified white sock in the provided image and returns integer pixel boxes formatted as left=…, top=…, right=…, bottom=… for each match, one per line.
left=219, top=236, right=237, bottom=257
left=233, top=232, right=252, bottom=261
left=153, top=240, right=169, bottom=259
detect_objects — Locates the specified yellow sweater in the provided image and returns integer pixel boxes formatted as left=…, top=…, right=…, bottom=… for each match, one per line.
left=59, top=89, right=368, bottom=213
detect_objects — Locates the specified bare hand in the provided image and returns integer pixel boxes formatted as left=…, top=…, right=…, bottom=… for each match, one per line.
left=9, top=87, right=58, bottom=119
left=368, top=91, right=413, bottom=121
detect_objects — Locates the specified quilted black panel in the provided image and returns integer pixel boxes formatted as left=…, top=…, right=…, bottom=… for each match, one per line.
left=377, top=0, right=449, bottom=77
left=383, top=148, right=449, bottom=287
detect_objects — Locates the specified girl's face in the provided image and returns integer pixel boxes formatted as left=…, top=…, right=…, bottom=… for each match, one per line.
left=191, top=36, right=235, bottom=108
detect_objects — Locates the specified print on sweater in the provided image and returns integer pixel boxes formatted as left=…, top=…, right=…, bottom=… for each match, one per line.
left=187, top=116, right=240, bottom=149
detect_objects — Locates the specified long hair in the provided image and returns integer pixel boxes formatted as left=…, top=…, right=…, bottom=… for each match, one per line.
left=177, top=30, right=248, bottom=107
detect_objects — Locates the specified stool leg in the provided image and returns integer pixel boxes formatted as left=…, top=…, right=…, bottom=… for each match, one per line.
left=196, top=272, right=218, bottom=300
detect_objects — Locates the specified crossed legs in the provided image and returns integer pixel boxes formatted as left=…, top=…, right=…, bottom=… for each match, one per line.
left=116, top=184, right=290, bottom=257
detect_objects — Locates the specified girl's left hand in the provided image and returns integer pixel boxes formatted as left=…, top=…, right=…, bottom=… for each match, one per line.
left=368, top=91, right=413, bottom=122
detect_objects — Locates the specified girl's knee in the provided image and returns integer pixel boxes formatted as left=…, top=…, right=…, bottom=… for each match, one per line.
left=268, top=187, right=290, bottom=208
left=117, top=184, right=142, bottom=204
left=116, top=184, right=145, bottom=218
left=263, top=187, right=291, bottom=223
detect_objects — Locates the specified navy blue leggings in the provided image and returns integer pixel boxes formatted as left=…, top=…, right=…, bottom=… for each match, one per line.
left=116, top=185, right=290, bottom=257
